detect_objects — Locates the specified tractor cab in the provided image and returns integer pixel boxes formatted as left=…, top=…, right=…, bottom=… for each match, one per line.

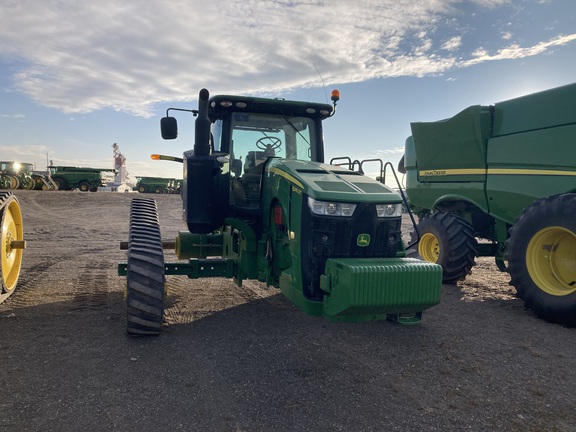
left=161, top=90, right=337, bottom=233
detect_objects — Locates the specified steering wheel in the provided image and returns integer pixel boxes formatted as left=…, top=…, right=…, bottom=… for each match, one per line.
left=256, top=137, right=282, bottom=156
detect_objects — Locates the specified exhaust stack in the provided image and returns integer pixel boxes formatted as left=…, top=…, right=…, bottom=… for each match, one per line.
left=194, top=88, right=211, bottom=156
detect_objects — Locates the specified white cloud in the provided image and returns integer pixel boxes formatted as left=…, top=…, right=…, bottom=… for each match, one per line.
left=0, top=113, right=25, bottom=119
left=463, top=34, right=576, bottom=66
left=0, top=145, right=51, bottom=165
left=441, top=36, right=462, bottom=51
left=0, top=0, right=573, bottom=117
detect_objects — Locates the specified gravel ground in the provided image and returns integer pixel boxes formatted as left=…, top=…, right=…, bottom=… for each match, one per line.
left=1, top=190, right=575, bottom=432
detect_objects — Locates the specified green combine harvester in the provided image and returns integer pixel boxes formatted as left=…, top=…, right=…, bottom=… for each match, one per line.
left=401, top=82, right=576, bottom=326
left=48, top=165, right=111, bottom=191
left=119, top=89, right=443, bottom=335
left=134, top=176, right=182, bottom=194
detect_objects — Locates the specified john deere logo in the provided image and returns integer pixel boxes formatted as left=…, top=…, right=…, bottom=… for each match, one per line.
left=357, top=234, right=370, bottom=247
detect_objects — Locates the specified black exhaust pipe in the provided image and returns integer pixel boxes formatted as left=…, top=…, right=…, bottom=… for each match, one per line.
left=182, top=88, right=229, bottom=234
left=194, top=88, right=211, bottom=156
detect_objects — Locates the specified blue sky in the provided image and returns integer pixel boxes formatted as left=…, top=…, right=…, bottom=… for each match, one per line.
left=1, top=0, right=575, bottom=183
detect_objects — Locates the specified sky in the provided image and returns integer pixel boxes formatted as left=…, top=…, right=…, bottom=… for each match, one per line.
left=1, top=0, right=575, bottom=185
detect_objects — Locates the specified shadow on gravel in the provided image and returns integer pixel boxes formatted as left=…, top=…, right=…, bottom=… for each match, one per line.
left=2, top=283, right=575, bottom=431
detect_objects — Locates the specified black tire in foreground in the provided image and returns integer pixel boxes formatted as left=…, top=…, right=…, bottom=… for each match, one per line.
left=126, top=198, right=165, bottom=335
left=507, top=193, right=576, bottom=327
left=408, top=211, right=477, bottom=284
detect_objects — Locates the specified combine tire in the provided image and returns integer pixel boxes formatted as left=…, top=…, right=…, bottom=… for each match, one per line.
left=507, top=193, right=576, bottom=326
left=408, top=212, right=477, bottom=284
left=0, top=192, right=25, bottom=303
left=126, top=198, right=165, bottom=335
left=138, top=185, right=148, bottom=193
left=78, top=181, right=91, bottom=192
left=52, top=177, right=67, bottom=190
left=154, top=186, right=163, bottom=194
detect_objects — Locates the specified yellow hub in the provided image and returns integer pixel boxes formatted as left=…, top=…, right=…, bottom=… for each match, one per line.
left=418, top=232, right=440, bottom=263
left=527, top=226, right=576, bottom=296
left=1, top=197, right=25, bottom=292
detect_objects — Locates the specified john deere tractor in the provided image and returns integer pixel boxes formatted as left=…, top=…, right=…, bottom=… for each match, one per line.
left=0, top=192, right=25, bottom=303
left=0, top=161, right=35, bottom=190
left=119, top=89, right=442, bottom=335
left=401, top=83, right=576, bottom=326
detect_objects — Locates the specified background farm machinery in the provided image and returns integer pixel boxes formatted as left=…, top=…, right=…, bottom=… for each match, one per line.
left=0, top=161, right=57, bottom=191
left=134, top=176, right=182, bottom=194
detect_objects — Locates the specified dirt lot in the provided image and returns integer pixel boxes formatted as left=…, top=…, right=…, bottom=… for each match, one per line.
left=1, top=190, right=575, bottom=431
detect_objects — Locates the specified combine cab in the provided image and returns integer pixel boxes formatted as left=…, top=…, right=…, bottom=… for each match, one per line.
left=119, top=89, right=442, bottom=335
left=401, top=83, right=576, bottom=326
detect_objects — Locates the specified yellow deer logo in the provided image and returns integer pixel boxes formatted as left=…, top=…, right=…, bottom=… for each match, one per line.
left=357, top=234, right=371, bottom=247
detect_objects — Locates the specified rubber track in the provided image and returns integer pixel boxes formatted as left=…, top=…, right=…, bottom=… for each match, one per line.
left=126, top=198, right=165, bottom=335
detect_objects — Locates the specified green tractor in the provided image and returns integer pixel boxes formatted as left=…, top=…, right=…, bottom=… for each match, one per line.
left=119, top=89, right=442, bottom=335
left=48, top=165, right=111, bottom=191
left=0, top=161, right=35, bottom=190
left=134, top=176, right=180, bottom=194
left=401, top=82, right=576, bottom=326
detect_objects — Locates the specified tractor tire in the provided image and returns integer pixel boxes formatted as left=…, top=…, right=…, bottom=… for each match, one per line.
left=154, top=186, right=163, bottom=194
left=507, top=193, right=576, bottom=327
left=23, top=179, right=34, bottom=190
left=138, top=185, right=148, bottom=193
left=52, top=177, right=68, bottom=190
left=126, top=198, right=165, bottom=335
left=8, top=176, right=19, bottom=190
left=78, top=181, right=91, bottom=192
left=408, top=212, right=477, bottom=284
left=0, top=192, right=25, bottom=302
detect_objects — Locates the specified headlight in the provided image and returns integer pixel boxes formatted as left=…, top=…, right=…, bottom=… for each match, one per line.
left=376, top=203, right=402, bottom=217
left=308, top=197, right=356, bottom=217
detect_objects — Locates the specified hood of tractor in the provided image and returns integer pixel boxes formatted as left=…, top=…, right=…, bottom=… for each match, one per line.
left=267, top=159, right=402, bottom=203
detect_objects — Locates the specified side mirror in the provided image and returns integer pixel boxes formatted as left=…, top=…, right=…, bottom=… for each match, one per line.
left=161, top=116, right=178, bottom=140
left=397, top=155, right=406, bottom=174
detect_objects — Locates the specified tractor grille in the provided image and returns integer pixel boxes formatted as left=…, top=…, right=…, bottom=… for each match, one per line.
left=300, top=196, right=402, bottom=301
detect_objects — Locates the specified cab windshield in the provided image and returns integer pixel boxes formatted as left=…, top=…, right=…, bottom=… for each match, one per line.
left=213, top=112, right=316, bottom=175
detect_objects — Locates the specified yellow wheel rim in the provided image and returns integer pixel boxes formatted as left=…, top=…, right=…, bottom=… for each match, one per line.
left=8, top=176, right=18, bottom=189
left=527, top=226, right=576, bottom=296
left=418, top=232, right=440, bottom=263
left=1, top=198, right=24, bottom=292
